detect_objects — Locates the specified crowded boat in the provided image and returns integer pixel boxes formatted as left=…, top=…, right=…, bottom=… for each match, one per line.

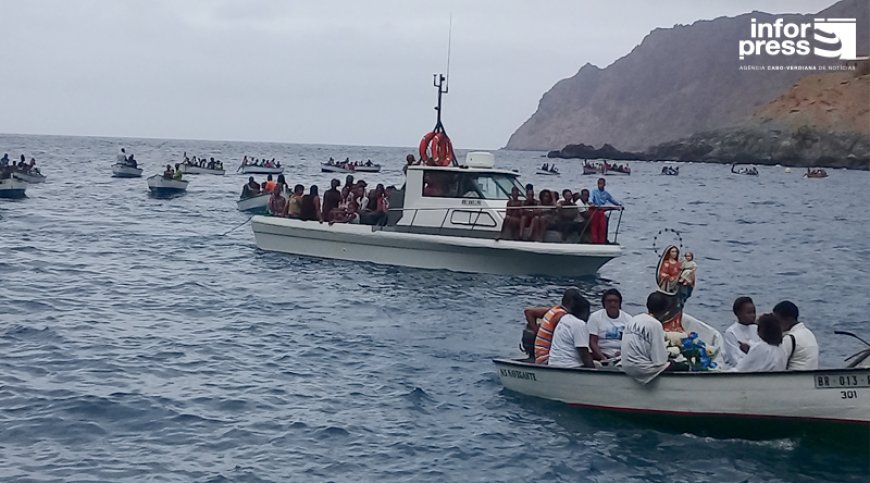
left=2, top=153, right=47, bottom=183
left=321, top=157, right=382, bottom=173
left=180, top=152, right=225, bottom=174
left=582, top=160, right=631, bottom=176
left=238, top=156, right=284, bottom=174
left=731, top=164, right=759, bottom=176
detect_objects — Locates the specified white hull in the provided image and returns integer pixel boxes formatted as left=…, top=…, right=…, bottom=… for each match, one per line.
left=535, top=170, right=560, bottom=176
left=494, top=359, right=870, bottom=425
left=252, top=216, right=620, bottom=276
left=240, top=165, right=284, bottom=175
left=237, top=193, right=270, bottom=212
left=354, top=165, right=381, bottom=173
left=0, top=178, right=27, bottom=198
left=147, top=174, right=189, bottom=194
left=11, top=171, right=46, bottom=183
left=180, top=164, right=225, bottom=175
left=112, top=164, right=143, bottom=178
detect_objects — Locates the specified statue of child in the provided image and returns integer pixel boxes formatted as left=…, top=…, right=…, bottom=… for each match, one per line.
left=678, top=251, right=697, bottom=306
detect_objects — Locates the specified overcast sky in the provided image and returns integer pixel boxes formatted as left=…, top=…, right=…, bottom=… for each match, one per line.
left=0, top=0, right=834, bottom=149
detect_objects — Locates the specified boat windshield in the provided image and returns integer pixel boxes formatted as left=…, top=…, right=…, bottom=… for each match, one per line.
left=423, top=171, right=525, bottom=200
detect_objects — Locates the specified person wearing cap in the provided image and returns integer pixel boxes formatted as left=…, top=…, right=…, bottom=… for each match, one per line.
left=774, top=301, right=819, bottom=370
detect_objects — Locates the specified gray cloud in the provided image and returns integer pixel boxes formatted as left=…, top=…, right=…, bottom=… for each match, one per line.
left=0, top=0, right=834, bottom=148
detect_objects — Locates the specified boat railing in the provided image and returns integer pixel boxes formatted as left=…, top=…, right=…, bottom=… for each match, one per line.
left=376, top=204, right=623, bottom=243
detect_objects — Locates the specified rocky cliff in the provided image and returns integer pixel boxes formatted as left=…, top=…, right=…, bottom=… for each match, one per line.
left=645, top=72, right=870, bottom=169
left=506, top=0, right=868, bottom=151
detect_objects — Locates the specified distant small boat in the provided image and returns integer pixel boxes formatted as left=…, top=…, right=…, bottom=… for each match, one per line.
left=321, top=162, right=382, bottom=173
left=731, top=163, right=759, bottom=176
left=180, top=163, right=225, bottom=175
left=240, top=165, right=284, bottom=175
left=785, top=168, right=792, bottom=174
left=804, top=169, right=829, bottom=179
left=237, top=193, right=270, bottom=213
left=147, top=174, right=188, bottom=197
left=604, top=162, right=631, bottom=175
left=536, top=166, right=560, bottom=176
left=661, top=165, right=680, bottom=176
left=583, top=161, right=604, bottom=175
left=11, top=170, right=46, bottom=184
left=0, top=177, right=27, bottom=199
left=112, top=163, right=143, bottom=178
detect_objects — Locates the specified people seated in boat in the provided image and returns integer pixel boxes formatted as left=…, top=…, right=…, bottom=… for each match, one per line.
left=322, top=178, right=342, bottom=222
left=530, top=189, right=557, bottom=242
left=360, top=183, right=388, bottom=226
left=285, top=184, right=305, bottom=219
left=327, top=157, right=335, bottom=164
left=541, top=163, right=548, bottom=171
left=523, top=287, right=587, bottom=364
left=547, top=292, right=594, bottom=369
left=173, top=164, right=183, bottom=180
left=241, top=176, right=261, bottom=199
left=589, top=178, right=622, bottom=244
left=498, top=186, right=524, bottom=241
left=267, top=186, right=287, bottom=217
left=0, top=153, right=9, bottom=167
left=262, top=174, right=277, bottom=193
left=773, top=301, right=819, bottom=371
left=733, top=313, right=787, bottom=372
left=587, top=289, right=632, bottom=361
left=519, top=184, right=538, bottom=240
left=621, top=291, right=689, bottom=384
left=274, top=174, right=288, bottom=195
left=183, top=152, right=189, bottom=163
left=554, top=189, right=580, bottom=241
left=341, top=174, right=355, bottom=199
left=299, top=185, right=323, bottom=222
left=723, top=296, right=760, bottom=368
left=571, top=189, right=592, bottom=242
left=163, top=164, right=174, bottom=179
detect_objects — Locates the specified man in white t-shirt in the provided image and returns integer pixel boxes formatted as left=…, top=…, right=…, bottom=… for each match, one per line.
left=587, top=288, right=633, bottom=361
left=774, top=301, right=819, bottom=370
left=723, top=296, right=761, bottom=368
left=547, top=291, right=594, bottom=368
left=117, top=148, right=127, bottom=164
left=621, top=291, right=682, bottom=384
left=734, top=313, right=788, bottom=372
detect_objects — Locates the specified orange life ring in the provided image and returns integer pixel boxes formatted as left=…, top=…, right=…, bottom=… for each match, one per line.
left=419, top=131, right=436, bottom=162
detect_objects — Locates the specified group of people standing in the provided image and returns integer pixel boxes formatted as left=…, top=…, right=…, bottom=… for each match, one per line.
left=524, top=288, right=818, bottom=383
left=241, top=174, right=392, bottom=225
left=499, top=177, right=623, bottom=244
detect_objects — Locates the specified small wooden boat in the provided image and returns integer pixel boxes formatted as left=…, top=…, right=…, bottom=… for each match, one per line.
left=239, top=165, right=284, bottom=175
left=147, top=174, right=188, bottom=197
left=604, top=162, right=631, bottom=175
left=0, top=177, right=27, bottom=199
left=11, top=170, right=47, bottom=184
left=237, top=193, right=270, bottom=213
left=112, top=163, right=143, bottom=178
left=354, top=163, right=382, bottom=173
left=583, top=162, right=604, bottom=175
left=321, top=162, right=382, bottom=173
left=804, top=169, right=829, bottom=178
left=661, top=166, right=680, bottom=176
left=180, top=163, right=225, bottom=175
left=535, top=169, right=560, bottom=176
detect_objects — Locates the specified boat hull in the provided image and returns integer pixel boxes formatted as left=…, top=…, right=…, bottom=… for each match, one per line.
left=180, top=164, right=225, bottom=175
left=237, top=193, right=270, bottom=213
left=240, top=166, right=284, bottom=175
left=147, top=175, right=188, bottom=197
left=494, top=359, right=870, bottom=426
left=321, top=164, right=381, bottom=173
left=535, top=170, right=560, bottom=176
left=11, top=171, right=46, bottom=183
left=112, top=164, right=143, bottom=178
left=251, top=216, right=620, bottom=276
left=0, top=179, right=27, bottom=199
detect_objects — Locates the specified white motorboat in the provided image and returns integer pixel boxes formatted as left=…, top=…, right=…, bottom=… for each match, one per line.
left=180, top=163, right=225, bottom=175
left=237, top=193, right=270, bottom=213
left=0, top=177, right=27, bottom=199
left=112, top=163, right=143, bottom=178
left=535, top=169, right=560, bottom=176
left=239, top=165, right=284, bottom=175
left=252, top=152, right=622, bottom=276
left=11, top=170, right=46, bottom=184
left=731, top=163, right=759, bottom=176
left=354, top=164, right=382, bottom=173
left=494, top=360, right=870, bottom=427
left=147, top=174, right=188, bottom=197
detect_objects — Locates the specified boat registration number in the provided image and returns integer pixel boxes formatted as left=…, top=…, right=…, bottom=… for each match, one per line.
left=814, top=373, right=870, bottom=389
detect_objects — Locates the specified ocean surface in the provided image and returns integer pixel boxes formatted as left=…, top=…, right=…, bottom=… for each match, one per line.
left=1, top=133, right=868, bottom=482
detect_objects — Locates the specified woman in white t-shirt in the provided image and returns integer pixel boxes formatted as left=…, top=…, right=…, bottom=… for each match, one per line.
left=734, top=313, right=787, bottom=372
left=587, top=289, right=633, bottom=361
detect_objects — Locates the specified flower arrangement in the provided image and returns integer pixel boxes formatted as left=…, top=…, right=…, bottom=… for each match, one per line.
left=666, top=331, right=718, bottom=371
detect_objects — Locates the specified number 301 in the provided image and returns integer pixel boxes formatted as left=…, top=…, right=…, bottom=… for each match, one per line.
left=840, top=390, right=858, bottom=399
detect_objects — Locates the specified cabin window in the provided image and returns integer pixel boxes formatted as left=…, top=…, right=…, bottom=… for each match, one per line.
left=450, top=210, right=497, bottom=227
left=422, top=171, right=523, bottom=200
